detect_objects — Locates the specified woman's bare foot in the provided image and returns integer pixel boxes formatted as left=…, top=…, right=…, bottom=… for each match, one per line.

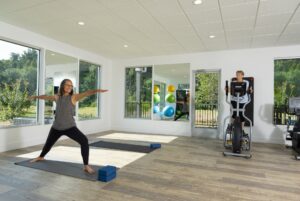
left=30, top=156, right=45, bottom=163
left=84, top=165, right=95, bottom=174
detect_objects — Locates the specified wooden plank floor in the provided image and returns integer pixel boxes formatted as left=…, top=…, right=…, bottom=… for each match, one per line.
left=1, top=132, right=300, bottom=201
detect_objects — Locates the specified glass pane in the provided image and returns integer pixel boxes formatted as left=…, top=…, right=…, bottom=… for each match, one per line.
left=44, top=50, right=78, bottom=124
left=153, top=63, right=190, bottom=121
left=274, top=58, right=300, bottom=125
left=194, top=72, right=219, bottom=128
left=79, top=60, right=100, bottom=120
left=0, top=40, right=39, bottom=127
left=125, top=67, right=152, bottom=119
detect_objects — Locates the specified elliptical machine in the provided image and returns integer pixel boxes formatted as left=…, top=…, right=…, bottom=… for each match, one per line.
left=285, top=97, right=300, bottom=160
left=223, top=80, right=253, bottom=159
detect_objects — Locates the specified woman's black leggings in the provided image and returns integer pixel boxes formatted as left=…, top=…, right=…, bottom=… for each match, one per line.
left=174, top=112, right=189, bottom=121
left=40, top=127, right=89, bottom=165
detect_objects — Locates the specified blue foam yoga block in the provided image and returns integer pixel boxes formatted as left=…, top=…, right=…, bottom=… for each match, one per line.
left=98, top=173, right=116, bottom=182
left=150, top=143, right=161, bottom=149
left=98, top=165, right=116, bottom=177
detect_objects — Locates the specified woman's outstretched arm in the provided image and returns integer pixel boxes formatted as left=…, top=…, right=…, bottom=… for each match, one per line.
left=29, top=95, right=57, bottom=101
left=73, top=89, right=108, bottom=102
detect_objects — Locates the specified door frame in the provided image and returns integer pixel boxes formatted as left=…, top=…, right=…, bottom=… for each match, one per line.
left=191, top=69, right=222, bottom=138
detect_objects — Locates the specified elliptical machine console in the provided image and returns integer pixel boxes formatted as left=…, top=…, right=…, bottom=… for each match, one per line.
left=223, top=80, right=253, bottom=159
left=285, top=97, right=300, bottom=160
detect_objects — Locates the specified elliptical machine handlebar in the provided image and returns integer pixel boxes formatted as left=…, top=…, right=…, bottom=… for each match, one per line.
left=225, top=80, right=229, bottom=97
left=224, top=79, right=252, bottom=116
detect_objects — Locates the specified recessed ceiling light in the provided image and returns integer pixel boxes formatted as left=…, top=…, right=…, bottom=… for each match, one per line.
left=193, top=0, right=202, bottom=5
left=78, top=21, right=85, bottom=26
left=123, top=44, right=128, bottom=48
left=209, top=35, right=216, bottom=39
left=51, top=53, right=55, bottom=56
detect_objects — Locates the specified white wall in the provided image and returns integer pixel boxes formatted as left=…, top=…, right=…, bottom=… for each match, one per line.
left=1, top=20, right=300, bottom=151
left=112, top=45, right=300, bottom=144
left=0, top=21, right=113, bottom=152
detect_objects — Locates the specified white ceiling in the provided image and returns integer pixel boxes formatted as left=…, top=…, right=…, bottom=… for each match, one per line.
left=0, top=0, right=299, bottom=59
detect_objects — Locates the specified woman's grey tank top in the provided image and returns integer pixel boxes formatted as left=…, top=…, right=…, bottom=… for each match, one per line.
left=52, top=95, right=76, bottom=130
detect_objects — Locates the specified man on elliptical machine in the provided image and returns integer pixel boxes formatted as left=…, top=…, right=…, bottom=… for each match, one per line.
left=223, top=70, right=253, bottom=158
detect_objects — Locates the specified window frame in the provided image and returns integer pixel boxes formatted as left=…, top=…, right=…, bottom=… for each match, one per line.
left=124, top=65, right=153, bottom=120
left=0, top=38, right=42, bottom=128
left=273, top=57, right=300, bottom=125
left=78, top=59, right=102, bottom=121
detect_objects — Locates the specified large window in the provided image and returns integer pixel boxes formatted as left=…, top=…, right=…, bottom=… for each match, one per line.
left=274, top=58, right=300, bottom=125
left=0, top=40, right=39, bottom=127
left=125, top=67, right=152, bottom=119
left=44, top=50, right=78, bottom=124
left=79, top=60, right=101, bottom=120
left=0, top=39, right=103, bottom=128
left=194, top=71, right=219, bottom=128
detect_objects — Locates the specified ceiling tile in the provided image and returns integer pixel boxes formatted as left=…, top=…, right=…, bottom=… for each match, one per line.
left=227, top=35, right=251, bottom=42
left=177, top=0, right=219, bottom=12
left=96, top=0, right=137, bottom=9
left=221, top=1, right=258, bottom=21
left=204, top=39, right=227, bottom=50
left=256, top=13, right=293, bottom=27
left=291, top=9, right=300, bottom=23
left=258, top=0, right=300, bottom=15
left=194, top=21, right=224, bottom=34
left=58, top=0, right=108, bottom=17
left=138, top=0, right=182, bottom=17
left=251, top=34, right=278, bottom=47
left=226, top=29, right=254, bottom=38
left=0, top=1, right=80, bottom=26
left=220, top=0, right=258, bottom=7
left=284, top=22, right=300, bottom=34
left=277, top=32, right=300, bottom=46
left=185, top=8, right=222, bottom=24
left=0, top=0, right=53, bottom=15
left=254, top=25, right=284, bottom=35
left=157, top=14, right=191, bottom=28
left=224, top=18, right=255, bottom=31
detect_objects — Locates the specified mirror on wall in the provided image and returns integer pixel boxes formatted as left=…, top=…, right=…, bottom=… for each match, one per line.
left=44, top=50, right=78, bottom=124
left=124, top=66, right=153, bottom=119
left=153, top=63, right=190, bottom=121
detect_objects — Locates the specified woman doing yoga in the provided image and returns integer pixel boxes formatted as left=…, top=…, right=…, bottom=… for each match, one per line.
left=29, top=79, right=108, bottom=174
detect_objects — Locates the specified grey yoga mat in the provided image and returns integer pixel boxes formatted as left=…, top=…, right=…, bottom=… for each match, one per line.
left=15, top=159, right=105, bottom=181
left=89, top=140, right=155, bottom=153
